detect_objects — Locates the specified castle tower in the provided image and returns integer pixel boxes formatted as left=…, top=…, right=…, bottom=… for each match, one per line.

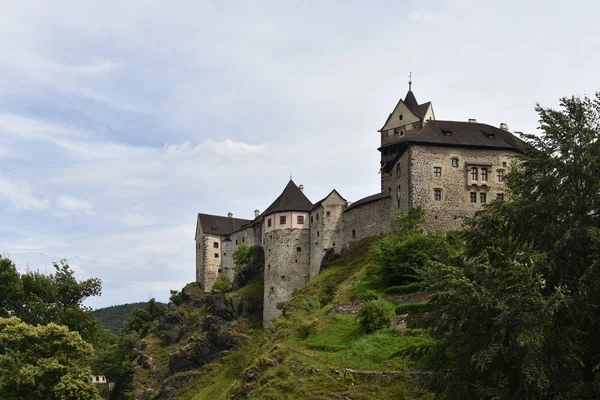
left=262, top=180, right=312, bottom=328
left=309, top=190, right=346, bottom=279
left=378, top=81, right=435, bottom=193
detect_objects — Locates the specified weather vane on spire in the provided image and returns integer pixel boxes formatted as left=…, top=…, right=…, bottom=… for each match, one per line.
left=409, top=72, right=412, bottom=91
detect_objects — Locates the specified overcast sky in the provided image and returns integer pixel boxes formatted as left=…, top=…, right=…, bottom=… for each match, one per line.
left=0, top=0, right=598, bottom=309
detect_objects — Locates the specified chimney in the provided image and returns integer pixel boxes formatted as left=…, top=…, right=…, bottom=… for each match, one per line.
left=254, top=209, right=260, bottom=218
left=227, top=212, right=233, bottom=218
left=299, top=184, right=304, bottom=192
left=468, top=118, right=477, bottom=123
left=499, top=123, right=509, bottom=131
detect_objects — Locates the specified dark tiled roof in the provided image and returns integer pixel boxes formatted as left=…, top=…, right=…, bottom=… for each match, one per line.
left=310, top=189, right=346, bottom=211
left=263, top=179, right=313, bottom=215
left=404, top=90, right=419, bottom=116
left=417, top=102, right=431, bottom=118
left=380, top=120, right=521, bottom=151
left=197, top=213, right=250, bottom=236
left=344, top=192, right=391, bottom=212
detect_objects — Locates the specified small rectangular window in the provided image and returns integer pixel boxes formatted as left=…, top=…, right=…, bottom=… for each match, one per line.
left=267, top=218, right=272, bottom=227
left=395, top=164, right=401, bottom=178
left=317, top=231, right=319, bottom=236
left=297, top=215, right=304, bottom=224
left=502, top=161, right=507, bottom=167
left=352, top=230, right=356, bottom=238
left=280, top=216, right=286, bottom=225
left=235, top=239, right=238, bottom=245
left=497, top=170, right=504, bottom=182
left=310, top=216, right=314, bottom=223
left=451, top=157, right=459, bottom=167
left=497, top=193, right=504, bottom=201
left=316, top=214, right=319, bottom=220
left=394, top=128, right=399, bottom=135
left=213, top=242, right=219, bottom=248
left=470, top=192, right=477, bottom=203
left=434, top=167, right=442, bottom=177
left=242, top=237, right=245, bottom=243
left=296, top=247, right=301, bottom=252
left=214, top=253, right=219, bottom=258
left=480, top=193, right=487, bottom=204
left=326, top=211, right=331, bottom=217
left=471, top=167, right=478, bottom=181
left=481, top=168, right=488, bottom=181
left=434, top=189, right=442, bottom=201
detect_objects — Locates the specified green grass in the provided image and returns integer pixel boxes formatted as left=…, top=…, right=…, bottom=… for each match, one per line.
left=289, top=315, right=433, bottom=371
left=230, top=279, right=263, bottom=298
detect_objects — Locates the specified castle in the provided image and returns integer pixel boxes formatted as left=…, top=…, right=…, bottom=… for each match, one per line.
left=195, top=83, right=520, bottom=327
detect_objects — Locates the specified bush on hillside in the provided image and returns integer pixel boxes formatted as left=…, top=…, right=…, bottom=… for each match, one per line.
left=233, top=245, right=265, bottom=288
left=357, top=299, right=395, bottom=333
left=385, top=283, right=425, bottom=295
left=321, top=280, right=337, bottom=304
left=395, top=302, right=430, bottom=315
left=211, top=273, right=232, bottom=294
left=358, top=290, right=379, bottom=303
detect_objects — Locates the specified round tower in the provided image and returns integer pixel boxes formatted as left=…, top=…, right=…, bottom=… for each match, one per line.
left=262, top=180, right=312, bottom=327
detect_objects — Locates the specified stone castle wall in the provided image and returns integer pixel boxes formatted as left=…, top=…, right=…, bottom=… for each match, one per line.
left=198, top=233, right=222, bottom=291
left=409, top=145, right=515, bottom=232
left=342, top=196, right=393, bottom=246
left=263, top=228, right=310, bottom=327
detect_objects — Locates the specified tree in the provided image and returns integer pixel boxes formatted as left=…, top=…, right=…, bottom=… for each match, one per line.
left=0, top=258, right=103, bottom=343
left=232, top=245, right=264, bottom=287
left=0, top=317, right=102, bottom=400
left=211, top=273, right=232, bottom=294
left=356, top=299, right=395, bottom=333
left=378, top=207, right=458, bottom=285
left=415, top=93, right=600, bottom=399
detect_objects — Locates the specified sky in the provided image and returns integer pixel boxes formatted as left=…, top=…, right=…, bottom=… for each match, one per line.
left=0, top=0, right=598, bottom=309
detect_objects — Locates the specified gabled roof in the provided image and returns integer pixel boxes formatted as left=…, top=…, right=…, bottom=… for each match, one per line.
left=344, top=192, right=391, bottom=212
left=196, top=213, right=251, bottom=237
left=379, top=90, right=432, bottom=131
left=380, top=120, right=520, bottom=151
left=310, top=189, right=346, bottom=211
left=263, top=179, right=313, bottom=215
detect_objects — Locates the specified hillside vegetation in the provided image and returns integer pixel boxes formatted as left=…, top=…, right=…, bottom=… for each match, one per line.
left=93, top=302, right=162, bottom=333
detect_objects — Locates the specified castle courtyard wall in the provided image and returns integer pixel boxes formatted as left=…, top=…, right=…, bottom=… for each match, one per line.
left=342, top=196, right=393, bottom=246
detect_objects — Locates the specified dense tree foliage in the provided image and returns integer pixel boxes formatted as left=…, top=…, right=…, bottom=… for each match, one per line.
left=378, top=206, right=461, bottom=285
left=0, top=317, right=101, bottom=400
left=92, top=302, right=159, bottom=334
left=415, top=93, right=600, bottom=399
left=233, top=245, right=264, bottom=287
left=0, top=257, right=102, bottom=343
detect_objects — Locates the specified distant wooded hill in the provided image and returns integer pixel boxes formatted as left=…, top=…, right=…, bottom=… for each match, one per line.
left=92, top=302, right=165, bottom=333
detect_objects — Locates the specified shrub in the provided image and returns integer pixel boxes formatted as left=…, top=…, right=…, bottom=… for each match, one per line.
left=233, top=245, right=265, bottom=287
left=356, top=299, right=395, bottom=333
left=321, top=280, right=337, bottom=304
left=358, top=290, right=379, bottom=303
left=395, top=302, right=430, bottom=315
left=211, top=273, right=232, bottom=294
left=384, top=282, right=424, bottom=295
left=296, top=324, right=314, bottom=339
left=169, top=289, right=183, bottom=306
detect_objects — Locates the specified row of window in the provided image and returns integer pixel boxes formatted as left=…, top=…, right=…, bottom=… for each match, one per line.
left=267, top=215, right=305, bottom=227
left=430, top=189, right=504, bottom=204
left=395, top=162, right=506, bottom=182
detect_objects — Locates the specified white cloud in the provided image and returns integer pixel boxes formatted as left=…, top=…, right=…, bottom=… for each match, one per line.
left=56, top=195, right=93, bottom=211
left=0, top=177, right=49, bottom=211
left=409, top=10, right=449, bottom=24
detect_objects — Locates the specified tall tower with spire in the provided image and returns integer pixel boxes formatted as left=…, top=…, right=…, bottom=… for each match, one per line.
left=377, top=75, right=435, bottom=192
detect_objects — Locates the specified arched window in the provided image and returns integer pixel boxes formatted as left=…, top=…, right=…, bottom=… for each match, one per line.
left=434, top=189, right=442, bottom=201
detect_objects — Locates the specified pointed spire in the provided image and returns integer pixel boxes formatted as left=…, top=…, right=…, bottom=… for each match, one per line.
left=408, top=72, right=412, bottom=91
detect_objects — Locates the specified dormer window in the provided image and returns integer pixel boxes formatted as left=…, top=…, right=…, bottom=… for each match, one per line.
left=483, top=131, right=495, bottom=139
left=442, top=129, right=452, bottom=136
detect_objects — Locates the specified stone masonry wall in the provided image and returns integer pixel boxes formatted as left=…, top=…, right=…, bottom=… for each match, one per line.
left=342, top=196, right=393, bottom=246
left=221, top=239, right=236, bottom=282
left=263, top=228, right=310, bottom=327
left=409, top=144, right=516, bottom=232
left=200, top=234, right=222, bottom=292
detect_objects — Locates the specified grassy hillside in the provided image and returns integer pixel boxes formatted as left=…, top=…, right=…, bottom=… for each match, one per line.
left=135, top=236, right=433, bottom=399
left=93, top=302, right=164, bottom=333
